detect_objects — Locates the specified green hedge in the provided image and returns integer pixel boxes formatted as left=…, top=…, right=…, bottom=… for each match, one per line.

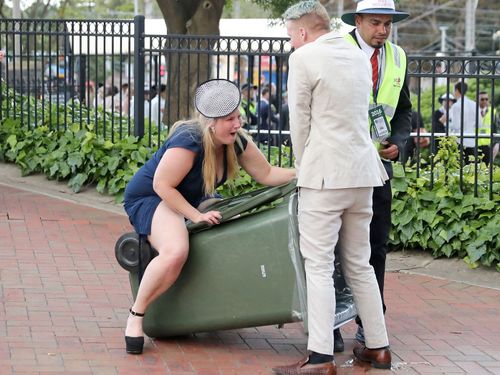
left=0, top=117, right=153, bottom=202
left=391, top=137, right=499, bottom=270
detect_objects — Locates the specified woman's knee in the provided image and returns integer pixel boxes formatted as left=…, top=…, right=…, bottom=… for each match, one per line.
left=155, top=244, right=189, bottom=271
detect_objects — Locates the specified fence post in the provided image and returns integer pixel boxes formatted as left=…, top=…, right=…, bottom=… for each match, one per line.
left=78, top=54, right=87, bottom=103
left=134, top=15, right=145, bottom=138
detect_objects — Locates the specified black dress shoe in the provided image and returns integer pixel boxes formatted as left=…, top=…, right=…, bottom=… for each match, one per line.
left=353, top=345, right=391, bottom=369
left=333, top=329, right=344, bottom=352
left=272, top=356, right=336, bottom=375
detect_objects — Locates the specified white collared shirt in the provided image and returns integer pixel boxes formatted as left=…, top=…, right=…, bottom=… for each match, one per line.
left=355, top=29, right=385, bottom=85
left=449, top=95, right=482, bottom=148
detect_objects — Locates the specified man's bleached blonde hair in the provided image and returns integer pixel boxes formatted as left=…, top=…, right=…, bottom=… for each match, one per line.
left=283, top=1, right=330, bottom=32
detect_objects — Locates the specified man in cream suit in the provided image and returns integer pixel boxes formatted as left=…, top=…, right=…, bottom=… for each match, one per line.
left=272, top=2, right=391, bottom=375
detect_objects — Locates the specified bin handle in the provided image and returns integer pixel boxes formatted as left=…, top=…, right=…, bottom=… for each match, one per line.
left=187, top=180, right=297, bottom=233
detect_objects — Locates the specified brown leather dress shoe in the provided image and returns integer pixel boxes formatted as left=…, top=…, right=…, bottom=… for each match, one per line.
left=272, top=356, right=336, bottom=375
left=353, top=345, right=391, bottom=369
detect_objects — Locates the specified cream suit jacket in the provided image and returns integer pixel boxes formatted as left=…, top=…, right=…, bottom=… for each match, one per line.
left=288, top=31, right=388, bottom=189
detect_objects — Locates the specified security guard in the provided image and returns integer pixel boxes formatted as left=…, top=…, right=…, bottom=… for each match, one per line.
left=240, top=83, right=258, bottom=130
left=336, top=0, right=412, bottom=355
left=478, top=91, right=495, bottom=165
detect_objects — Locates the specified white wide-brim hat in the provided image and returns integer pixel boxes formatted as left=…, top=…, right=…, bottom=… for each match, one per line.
left=341, top=0, right=410, bottom=26
left=438, top=93, right=456, bottom=103
left=194, top=79, right=241, bottom=119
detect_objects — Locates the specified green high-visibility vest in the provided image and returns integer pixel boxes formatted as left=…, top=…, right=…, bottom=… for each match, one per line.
left=345, top=34, right=407, bottom=144
left=478, top=107, right=493, bottom=146
left=240, top=99, right=257, bottom=126
left=241, top=98, right=257, bottom=115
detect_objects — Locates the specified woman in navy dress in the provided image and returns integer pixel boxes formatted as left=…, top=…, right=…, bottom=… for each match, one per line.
left=123, top=79, right=296, bottom=354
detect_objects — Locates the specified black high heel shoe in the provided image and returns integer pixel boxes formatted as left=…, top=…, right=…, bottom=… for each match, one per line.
left=125, top=308, right=145, bottom=354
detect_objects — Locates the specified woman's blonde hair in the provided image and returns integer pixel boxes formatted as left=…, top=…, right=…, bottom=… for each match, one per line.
left=168, top=115, right=248, bottom=195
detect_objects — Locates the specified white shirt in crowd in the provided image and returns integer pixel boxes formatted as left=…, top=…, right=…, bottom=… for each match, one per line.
left=449, top=95, right=482, bottom=148
left=149, top=96, right=166, bottom=126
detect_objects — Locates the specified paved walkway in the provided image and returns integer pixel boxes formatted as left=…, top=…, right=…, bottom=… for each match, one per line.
left=1, top=177, right=500, bottom=374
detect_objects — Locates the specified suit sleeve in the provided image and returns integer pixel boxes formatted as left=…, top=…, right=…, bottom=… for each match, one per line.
left=287, top=52, right=312, bottom=170
left=388, top=58, right=412, bottom=161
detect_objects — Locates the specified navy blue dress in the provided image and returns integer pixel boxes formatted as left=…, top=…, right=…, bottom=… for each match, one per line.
left=124, top=124, right=247, bottom=235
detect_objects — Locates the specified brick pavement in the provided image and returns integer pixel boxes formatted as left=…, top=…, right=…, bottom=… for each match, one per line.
left=0, top=183, right=499, bottom=374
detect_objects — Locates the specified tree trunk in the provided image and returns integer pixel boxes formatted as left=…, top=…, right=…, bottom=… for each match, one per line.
left=156, top=0, right=224, bottom=124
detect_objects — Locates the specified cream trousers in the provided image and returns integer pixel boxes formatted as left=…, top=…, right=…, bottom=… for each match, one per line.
left=298, top=187, right=389, bottom=354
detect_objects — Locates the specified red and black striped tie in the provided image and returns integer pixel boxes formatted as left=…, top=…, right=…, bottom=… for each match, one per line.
left=370, top=48, right=380, bottom=90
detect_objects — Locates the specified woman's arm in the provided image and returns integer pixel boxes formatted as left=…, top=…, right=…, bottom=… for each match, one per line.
left=238, top=141, right=296, bottom=186
left=153, top=147, right=221, bottom=224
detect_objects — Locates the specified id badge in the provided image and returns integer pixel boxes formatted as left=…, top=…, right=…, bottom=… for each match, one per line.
left=368, top=105, right=391, bottom=142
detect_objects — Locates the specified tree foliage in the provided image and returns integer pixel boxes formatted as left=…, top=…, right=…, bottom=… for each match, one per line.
left=249, top=0, right=300, bottom=18
left=1, top=0, right=136, bottom=19
left=58, top=0, right=135, bottom=18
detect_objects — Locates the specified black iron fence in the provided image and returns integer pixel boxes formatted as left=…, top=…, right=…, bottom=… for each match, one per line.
left=406, top=56, right=500, bottom=198
left=0, top=16, right=499, bottom=195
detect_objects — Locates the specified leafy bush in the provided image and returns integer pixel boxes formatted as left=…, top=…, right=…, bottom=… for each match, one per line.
left=0, top=117, right=154, bottom=202
left=391, top=137, right=499, bottom=270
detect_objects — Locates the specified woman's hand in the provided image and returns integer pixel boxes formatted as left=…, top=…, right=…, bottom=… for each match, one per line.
left=194, top=210, right=222, bottom=225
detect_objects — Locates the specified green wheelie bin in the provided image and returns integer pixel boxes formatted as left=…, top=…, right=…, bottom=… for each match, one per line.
left=115, top=181, right=356, bottom=338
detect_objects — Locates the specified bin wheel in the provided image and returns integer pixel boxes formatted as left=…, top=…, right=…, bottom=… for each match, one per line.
left=114, top=232, right=156, bottom=273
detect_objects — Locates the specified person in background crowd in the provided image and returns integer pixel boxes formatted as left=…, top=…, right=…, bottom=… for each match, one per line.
left=279, top=91, right=290, bottom=146
left=338, top=0, right=412, bottom=355
left=402, top=111, right=430, bottom=163
left=150, top=84, right=167, bottom=128
left=449, top=81, right=482, bottom=164
left=104, top=85, right=119, bottom=112
left=266, top=82, right=280, bottom=113
left=84, top=80, right=96, bottom=108
left=143, top=85, right=158, bottom=119
left=0, top=49, right=5, bottom=81
left=257, top=86, right=280, bottom=145
left=122, top=79, right=295, bottom=356
left=273, top=2, right=391, bottom=374
left=477, top=91, right=495, bottom=165
left=117, top=83, right=133, bottom=115
left=240, top=83, right=258, bottom=131
left=96, top=83, right=104, bottom=105
left=432, top=93, right=456, bottom=154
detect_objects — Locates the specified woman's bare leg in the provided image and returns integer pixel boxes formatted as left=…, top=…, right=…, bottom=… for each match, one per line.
left=125, top=201, right=189, bottom=337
